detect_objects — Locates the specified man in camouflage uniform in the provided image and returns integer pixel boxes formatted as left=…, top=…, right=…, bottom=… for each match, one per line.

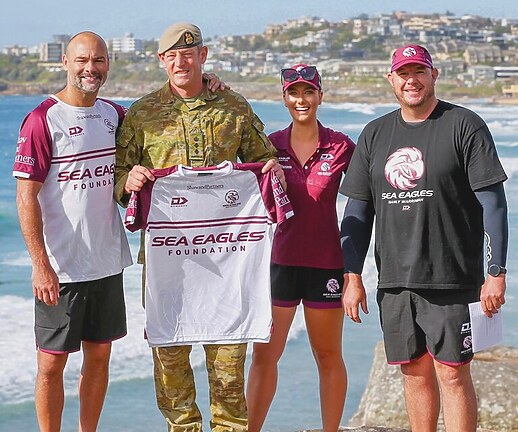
left=115, top=22, right=283, bottom=432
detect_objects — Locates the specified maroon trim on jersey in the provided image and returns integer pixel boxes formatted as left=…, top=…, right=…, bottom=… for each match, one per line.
left=148, top=216, right=272, bottom=230
left=51, top=147, right=115, bottom=164
left=99, top=98, right=126, bottom=127
left=13, top=97, right=57, bottom=183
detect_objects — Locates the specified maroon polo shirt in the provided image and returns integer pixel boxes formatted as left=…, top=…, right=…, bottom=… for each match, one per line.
left=270, top=122, right=355, bottom=269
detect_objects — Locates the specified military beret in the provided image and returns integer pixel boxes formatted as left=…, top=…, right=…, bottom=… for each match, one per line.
left=158, top=22, right=203, bottom=54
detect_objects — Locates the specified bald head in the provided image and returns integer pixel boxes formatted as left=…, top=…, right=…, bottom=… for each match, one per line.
left=66, top=31, right=108, bottom=57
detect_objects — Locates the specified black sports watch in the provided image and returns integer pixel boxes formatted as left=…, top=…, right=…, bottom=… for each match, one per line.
left=488, top=264, right=507, bottom=277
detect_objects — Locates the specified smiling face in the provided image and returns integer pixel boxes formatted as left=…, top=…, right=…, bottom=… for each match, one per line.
left=283, top=82, right=323, bottom=125
left=159, top=45, right=208, bottom=98
left=387, top=63, right=439, bottom=114
left=63, top=32, right=109, bottom=96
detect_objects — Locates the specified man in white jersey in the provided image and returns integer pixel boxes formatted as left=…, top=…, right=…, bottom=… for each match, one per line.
left=13, top=32, right=133, bottom=432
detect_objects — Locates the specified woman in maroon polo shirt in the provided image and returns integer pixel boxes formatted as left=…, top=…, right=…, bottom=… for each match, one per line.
left=247, top=64, right=356, bottom=431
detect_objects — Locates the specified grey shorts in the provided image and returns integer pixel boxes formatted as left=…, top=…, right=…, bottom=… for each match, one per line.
left=35, top=272, right=127, bottom=354
left=271, top=263, right=343, bottom=309
left=376, top=288, right=479, bottom=365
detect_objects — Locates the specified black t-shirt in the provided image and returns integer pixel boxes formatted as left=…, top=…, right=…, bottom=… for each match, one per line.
left=341, top=100, right=507, bottom=290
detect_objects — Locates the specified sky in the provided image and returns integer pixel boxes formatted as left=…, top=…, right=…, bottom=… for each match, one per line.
left=2, top=0, right=518, bottom=47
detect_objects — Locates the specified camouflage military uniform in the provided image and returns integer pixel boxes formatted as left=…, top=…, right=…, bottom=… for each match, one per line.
left=115, top=81, right=275, bottom=432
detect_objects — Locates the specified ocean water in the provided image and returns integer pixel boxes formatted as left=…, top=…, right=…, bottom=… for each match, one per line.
left=0, top=95, right=517, bottom=431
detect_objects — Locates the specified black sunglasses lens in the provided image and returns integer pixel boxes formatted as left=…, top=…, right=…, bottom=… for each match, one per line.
left=282, top=69, right=299, bottom=82
left=299, top=67, right=317, bottom=80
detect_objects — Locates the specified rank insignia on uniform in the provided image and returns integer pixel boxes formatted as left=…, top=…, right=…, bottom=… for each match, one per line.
left=184, top=32, right=194, bottom=45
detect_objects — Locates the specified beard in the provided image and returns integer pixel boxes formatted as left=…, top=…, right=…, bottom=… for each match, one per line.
left=72, top=73, right=105, bottom=93
left=394, top=86, right=435, bottom=109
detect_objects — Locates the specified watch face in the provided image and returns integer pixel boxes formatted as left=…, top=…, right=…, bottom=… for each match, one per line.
left=489, top=264, right=506, bottom=277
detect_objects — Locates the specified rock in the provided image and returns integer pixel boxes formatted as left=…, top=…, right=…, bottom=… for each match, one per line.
left=348, top=342, right=518, bottom=431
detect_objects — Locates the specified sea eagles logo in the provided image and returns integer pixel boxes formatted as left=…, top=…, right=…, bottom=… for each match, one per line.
left=225, top=190, right=240, bottom=204
left=320, top=162, right=331, bottom=172
left=326, top=279, right=340, bottom=293
left=104, top=119, right=116, bottom=134
left=384, top=147, right=424, bottom=190
left=403, top=47, right=418, bottom=57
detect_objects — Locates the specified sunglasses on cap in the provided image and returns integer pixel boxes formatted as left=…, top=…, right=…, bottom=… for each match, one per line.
left=281, top=66, right=320, bottom=84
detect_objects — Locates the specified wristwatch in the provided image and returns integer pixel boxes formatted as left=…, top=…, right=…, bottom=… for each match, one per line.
left=488, top=264, right=507, bottom=277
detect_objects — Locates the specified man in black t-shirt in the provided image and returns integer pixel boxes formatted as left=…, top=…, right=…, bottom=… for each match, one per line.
left=340, top=44, right=508, bottom=431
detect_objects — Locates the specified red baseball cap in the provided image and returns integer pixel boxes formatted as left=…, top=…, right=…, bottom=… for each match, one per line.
left=390, top=45, right=434, bottom=72
left=281, top=64, right=321, bottom=92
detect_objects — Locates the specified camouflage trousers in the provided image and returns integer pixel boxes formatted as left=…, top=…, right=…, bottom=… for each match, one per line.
left=152, top=344, right=248, bottom=432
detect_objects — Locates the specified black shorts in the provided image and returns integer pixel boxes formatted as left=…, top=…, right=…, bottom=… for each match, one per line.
left=35, top=273, right=127, bottom=354
left=270, top=263, right=343, bottom=309
left=377, top=288, right=479, bottom=365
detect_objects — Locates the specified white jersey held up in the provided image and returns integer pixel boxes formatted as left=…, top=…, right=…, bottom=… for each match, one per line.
left=12, top=96, right=132, bottom=282
left=125, top=161, right=294, bottom=346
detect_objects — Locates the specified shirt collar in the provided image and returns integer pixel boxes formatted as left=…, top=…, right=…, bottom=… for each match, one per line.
left=275, top=121, right=331, bottom=150
left=158, top=81, right=219, bottom=107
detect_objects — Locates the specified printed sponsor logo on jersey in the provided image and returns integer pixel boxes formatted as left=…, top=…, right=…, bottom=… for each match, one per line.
left=187, top=183, right=224, bottom=190
left=278, top=156, right=293, bottom=169
left=170, top=196, right=188, bottom=207
left=223, top=190, right=241, bottom=208
left=15, top=154, right=36, bottom=166
left=317, top=161, right=332, bottom=176
left=384, top=147, right=424, bottom=190
left=17, top=136, right=27, bottom=144
left=320, top=153, right=334, bottom=160
left=69, top=126, right=84, bottom=137
left=272, top=185, right=284, bottom=197
left=77, top=114, right=101, bottom=120
left=225, top=190, right=239, bottom=204
left=104, top=119, right=116, bottom=134
left=275, top=195, right=290, bottom=206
